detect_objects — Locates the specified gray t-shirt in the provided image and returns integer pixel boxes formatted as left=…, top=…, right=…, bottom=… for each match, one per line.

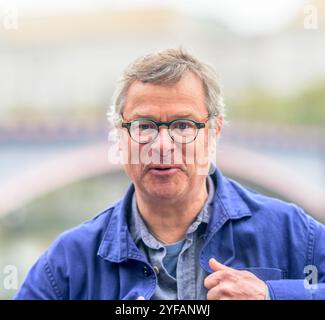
left=128, top=176, right=215, bottom=299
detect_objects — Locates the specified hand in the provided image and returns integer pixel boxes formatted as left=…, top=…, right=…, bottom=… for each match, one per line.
left=204, top=258, right=267, bottom=300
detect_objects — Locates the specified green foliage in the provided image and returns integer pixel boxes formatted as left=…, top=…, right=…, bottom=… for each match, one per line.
left=228, top=80, right=325, bottom=126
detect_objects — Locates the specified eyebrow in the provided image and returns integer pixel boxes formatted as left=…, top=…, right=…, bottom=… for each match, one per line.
left=128, top=112, right=198, bottom=120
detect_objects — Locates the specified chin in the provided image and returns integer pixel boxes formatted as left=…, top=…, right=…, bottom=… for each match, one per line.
left=140, top=172, right=188, bottom=199
left=153, top=190, right=177, bottom=199
left=146, top=183, right=184, bottom=200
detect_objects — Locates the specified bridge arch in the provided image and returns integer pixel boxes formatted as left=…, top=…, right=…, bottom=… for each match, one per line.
left=0, top=142, right=324, bottom=220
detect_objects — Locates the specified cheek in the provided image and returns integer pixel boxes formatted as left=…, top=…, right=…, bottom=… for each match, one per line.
left=123, top=163, right=143, bottom=184
left=120, top=134, right=143, bottom=179
left=120, top=133, right=143, bottom=165
left=181, top=131, right=209, bottom=165
left=201, top=129, right=210, bottom=152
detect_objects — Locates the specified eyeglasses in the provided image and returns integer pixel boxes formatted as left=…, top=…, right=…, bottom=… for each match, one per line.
left=121, top=118, right=208, bottom=144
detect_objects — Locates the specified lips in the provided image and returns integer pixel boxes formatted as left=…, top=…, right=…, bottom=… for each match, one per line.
left=147, top=164, right=183, bottom=170
left=146, top=164, right=183, bottom=176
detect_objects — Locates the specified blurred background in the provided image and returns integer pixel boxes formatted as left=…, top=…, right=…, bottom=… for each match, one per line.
left=0, top=0, right=324, bottom=299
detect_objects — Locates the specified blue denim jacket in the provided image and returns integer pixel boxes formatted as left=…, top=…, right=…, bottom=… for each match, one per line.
left=15, top=166, right=325, bottom=300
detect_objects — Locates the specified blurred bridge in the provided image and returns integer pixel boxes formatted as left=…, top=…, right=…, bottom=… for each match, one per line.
left=0, top=140, right=324, bottom=221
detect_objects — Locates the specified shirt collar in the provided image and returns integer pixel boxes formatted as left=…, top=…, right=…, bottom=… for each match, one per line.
left=129, top=175, right=216, bottom=250
left=98, top=164, right=252, bottom=263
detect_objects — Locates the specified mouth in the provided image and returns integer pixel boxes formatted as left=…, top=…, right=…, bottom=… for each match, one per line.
left=147, top=165, right=182, bottom=176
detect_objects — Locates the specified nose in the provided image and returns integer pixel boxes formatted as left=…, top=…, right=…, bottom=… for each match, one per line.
left=150, top=126, right=174, bottom=157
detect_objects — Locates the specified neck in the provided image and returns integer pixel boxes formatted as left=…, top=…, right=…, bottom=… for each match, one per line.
left=135, top=180, right=208, bottom=244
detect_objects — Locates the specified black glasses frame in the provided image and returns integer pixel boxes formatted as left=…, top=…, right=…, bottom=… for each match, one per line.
left=121, top=118, right=207, bottom=144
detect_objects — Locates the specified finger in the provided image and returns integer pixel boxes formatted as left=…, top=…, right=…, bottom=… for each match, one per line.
left=137, top=296, right=145, bottom=300
left=207, top=285, right=223, bottom=300
left=207, top=283, right=235, bottom=300
left=204, top=268, right=234, bottom=289
left=204, top=271, right=223, bottom=289
left=209, top=258, right=231, bottom=272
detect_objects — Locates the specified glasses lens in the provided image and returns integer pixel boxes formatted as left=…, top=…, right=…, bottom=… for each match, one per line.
left=170, top=120, right=198, bottom=143
left=130, top=120, right=157, bottom=143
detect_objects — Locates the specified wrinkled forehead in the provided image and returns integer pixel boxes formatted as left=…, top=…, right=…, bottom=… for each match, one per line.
left=123, top=72, right=208, bottom=119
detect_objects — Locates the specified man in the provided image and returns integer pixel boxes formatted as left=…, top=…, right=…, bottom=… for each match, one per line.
left=15, top=48, right=325, bottom=300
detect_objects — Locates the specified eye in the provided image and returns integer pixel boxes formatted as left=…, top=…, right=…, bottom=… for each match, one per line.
left=139, top=123, right=151, bottom=130
left=174, top=121, right=191, bottom=130
left=135, top=121, right=156, bottom=132
left=173, top=121, right=193, bottom=130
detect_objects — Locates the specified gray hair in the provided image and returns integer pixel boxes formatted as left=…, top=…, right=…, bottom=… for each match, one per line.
left=107, top=48, right=225, bottom=126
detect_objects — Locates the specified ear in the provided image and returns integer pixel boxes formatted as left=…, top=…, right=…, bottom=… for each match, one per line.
left=117, top=126, right=127, bottom=151
left=215, top=114, right=223, bottom=136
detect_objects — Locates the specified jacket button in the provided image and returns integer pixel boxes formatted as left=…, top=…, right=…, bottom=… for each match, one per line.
left=153, top=265, right=160, bottom=275
left=142, top=265, right=151, bottom=277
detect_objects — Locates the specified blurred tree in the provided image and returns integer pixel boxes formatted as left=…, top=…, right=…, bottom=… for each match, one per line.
left=229, top=79, right=325, bottom=126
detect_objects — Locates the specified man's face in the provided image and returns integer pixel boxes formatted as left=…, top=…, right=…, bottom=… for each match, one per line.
left=120, top=72, right=222, bottom=201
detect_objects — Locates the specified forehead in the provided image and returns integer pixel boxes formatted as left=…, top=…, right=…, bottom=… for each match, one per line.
left=123, top=72, right=207, bottom=118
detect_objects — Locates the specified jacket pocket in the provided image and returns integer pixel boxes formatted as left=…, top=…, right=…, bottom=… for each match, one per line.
left=239, top=267, right=285, bottom=281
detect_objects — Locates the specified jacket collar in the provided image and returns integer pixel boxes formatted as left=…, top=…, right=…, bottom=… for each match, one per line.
left=98, top=164, right=252, bottom=263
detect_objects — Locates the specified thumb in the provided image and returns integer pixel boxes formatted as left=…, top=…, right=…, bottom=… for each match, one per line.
left=208, top=258, right=229, bottom=272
